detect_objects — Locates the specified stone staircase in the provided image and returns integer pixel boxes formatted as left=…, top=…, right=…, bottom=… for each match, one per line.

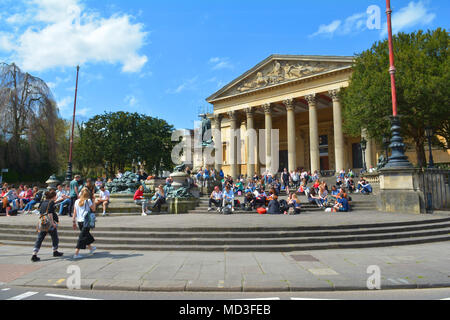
left=0, top=217, right=449, bottom=252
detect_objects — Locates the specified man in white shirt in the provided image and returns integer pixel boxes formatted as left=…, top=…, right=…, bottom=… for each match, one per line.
left=208, top=186, right=223, bottom=212
left=95, top=185, right=110, bottom=216
left=55, top=184, right=71, bottom=215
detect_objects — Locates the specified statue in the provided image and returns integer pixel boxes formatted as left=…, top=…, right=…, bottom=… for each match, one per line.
left=377, top=154, right=388, bottom=170
left=173, top=163, right=186, bottom=173
left=200, top=114, right=213, bottom=147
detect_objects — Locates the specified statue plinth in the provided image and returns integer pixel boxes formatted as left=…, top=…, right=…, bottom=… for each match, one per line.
left=170, top=171, right=189, bottom=189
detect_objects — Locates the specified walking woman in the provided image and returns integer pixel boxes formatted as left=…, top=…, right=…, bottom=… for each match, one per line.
left=31, top=191, right=64, bottom=262
left=72, top=188, right=96, bottom=259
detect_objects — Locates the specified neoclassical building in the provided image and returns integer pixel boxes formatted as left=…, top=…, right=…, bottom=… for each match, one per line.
left=205, top=54, right=448, bottom=178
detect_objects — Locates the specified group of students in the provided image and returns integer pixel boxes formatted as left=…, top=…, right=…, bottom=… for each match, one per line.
left=1, top=184, right=40, bottom=216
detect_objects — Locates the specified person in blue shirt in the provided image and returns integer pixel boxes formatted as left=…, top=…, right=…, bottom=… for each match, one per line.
left=219, top=169, right=224, bottom=179
left=222, top=184, right=235, bottom=212
left=333, top=194, right=349, bottom=212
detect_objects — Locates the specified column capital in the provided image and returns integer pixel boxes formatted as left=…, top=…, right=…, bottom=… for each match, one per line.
left=328, top=89, right=340, bottom=102
left=227, top=110, right=237, bottom=121
left=214, top=113, right=223, bottom=124
left=283, top=98, right=295, bottom=111
left=262, top=103, right=272, bottom=115
left=245, top=107, right=255, bottom=118
left=305, top=94, right=317, bottom=106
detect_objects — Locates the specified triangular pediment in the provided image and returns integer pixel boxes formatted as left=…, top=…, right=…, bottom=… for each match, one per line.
left=207, top=55, right=353, bottom=102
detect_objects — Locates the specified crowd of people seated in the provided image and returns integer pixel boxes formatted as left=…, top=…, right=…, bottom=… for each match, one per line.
left=1, top=176, right=112, bottom=217
left=202, top=167, right=371, bottom=215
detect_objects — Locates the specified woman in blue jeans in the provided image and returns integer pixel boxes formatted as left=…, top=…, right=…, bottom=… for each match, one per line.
left=31, top=191, right=64, bottom=262
left=23, top=187, right=42, bottom=214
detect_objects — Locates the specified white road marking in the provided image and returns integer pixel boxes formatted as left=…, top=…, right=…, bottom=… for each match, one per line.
left=397, top=279, right=410, bottom=284
left=387, top=278, right=400, bottom=284
left=234, top=297, right=281, bottom=300
left=45, top=293, right=101, bottom=300
left=291, top=297, right=340, bottom=300
left=1, top=288, right=11, bottom=291
left=440, top=298, right=450, bottom=300
left=7, top=291, right=39, bottom=300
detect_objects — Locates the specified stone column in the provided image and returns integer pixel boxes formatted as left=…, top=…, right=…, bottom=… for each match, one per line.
left=213, top=114, right=223, bottom=173
left=362, top=128, right=374, bottom=170
left=284, top=98, right=297, bottom=172
left=263, top=103, right=273, bottom=174
left=245, top=107, right=256, bottom=178
left=329, top=89, right=345, bottom=174
left=227, top=111, right=238, bottom=179
left=306, top=94, right=320, bottom=174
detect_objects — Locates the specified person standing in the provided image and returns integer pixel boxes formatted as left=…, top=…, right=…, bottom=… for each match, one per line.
left=72, top=189, right=96, bottom=259
left=31, top=191, right=64, bottom=262
left=69, top=175, right=81, bottom=217
left=281, top=168, right=290, bottom=194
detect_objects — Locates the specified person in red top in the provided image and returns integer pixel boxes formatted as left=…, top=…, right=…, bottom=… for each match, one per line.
left=134, top=185, right=150, bottom=216
left=19, top=185, right=33, bottom=209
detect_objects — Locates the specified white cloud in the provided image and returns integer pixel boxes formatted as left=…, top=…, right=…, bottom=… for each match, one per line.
left=57, top=96, right=73, bottom=111
left=166, top=76, right=198, bottom=94
left=208, top=57, right=233, bottom=70
left=381, top=1, right=436, bottom=37
left=1, top=0, right=148, bottom=73
left=309, top=20, right=342, bottom=38
left=76, top=107, right=90, bottom=117
left=124, top=95, right=138, bottom=107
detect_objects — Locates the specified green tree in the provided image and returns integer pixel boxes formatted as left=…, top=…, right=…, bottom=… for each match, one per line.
left=341, top=28, right=450, bottom=167
left=73, top=111, right=175, bottom=177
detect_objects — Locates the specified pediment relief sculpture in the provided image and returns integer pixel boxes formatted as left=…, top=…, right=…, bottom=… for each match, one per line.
left=236, top=60, right=341, bottom=93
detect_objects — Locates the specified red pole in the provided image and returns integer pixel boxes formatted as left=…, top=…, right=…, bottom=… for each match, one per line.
left=386, top=0, right=398, bottom=116
left=69, top=65, right=80, bottom=164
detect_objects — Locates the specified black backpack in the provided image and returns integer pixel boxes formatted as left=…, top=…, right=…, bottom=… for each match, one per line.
left=279, top=199, right=289, bottom=212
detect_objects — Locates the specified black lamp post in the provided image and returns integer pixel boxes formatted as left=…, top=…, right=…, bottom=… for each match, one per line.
left=66, top=65, right=80, bottom=182
left=425, top=126, right=435, bottom=168
left=361, top=138, right=367, bottom=172
left=383, top=134, right=390, bottom=158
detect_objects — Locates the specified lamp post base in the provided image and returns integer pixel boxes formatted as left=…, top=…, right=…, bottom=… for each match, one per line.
left=65, top=162, right=73, bottom=183
left=385, top=116, right=413, bottom=169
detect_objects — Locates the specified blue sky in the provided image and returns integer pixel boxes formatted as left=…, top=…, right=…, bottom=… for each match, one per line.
left=0, top=0, right=448, bottom=130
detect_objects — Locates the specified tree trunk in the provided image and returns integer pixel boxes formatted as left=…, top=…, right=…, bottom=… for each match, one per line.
left=414, top=139, right=427, bottom=168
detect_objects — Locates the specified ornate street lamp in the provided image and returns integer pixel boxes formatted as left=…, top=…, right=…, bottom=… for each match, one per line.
left=425, top=126, right=435, bottom=168
left=361, top=138, right=367, bottom=172
left=384, top=0, right=412, bottom=169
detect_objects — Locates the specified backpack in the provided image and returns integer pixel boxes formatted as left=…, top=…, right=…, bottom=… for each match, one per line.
left=279, top=200, right=289, bottom=212
left=81, top=201, right=96, bottom=229
left=37, top=201, right=52, bottom=233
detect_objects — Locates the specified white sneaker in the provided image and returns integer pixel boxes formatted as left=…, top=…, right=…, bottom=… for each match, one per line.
left=232, top=208, right=235, bottom=213
left=73, top=254, right=83, bottom=259
left=142, top=212, right=147, bottom=216
left=89, top=246, right=97, bottom=254
left=208, top=207, right=213, bottom=212
left=32, top=209, right=40, bottom=215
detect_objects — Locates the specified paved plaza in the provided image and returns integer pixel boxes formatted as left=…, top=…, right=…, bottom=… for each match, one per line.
left=0, top=211, right=449, bottom=293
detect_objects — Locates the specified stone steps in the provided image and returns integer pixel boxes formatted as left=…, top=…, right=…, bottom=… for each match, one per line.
left=0, top=217, right=448, bottom=252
